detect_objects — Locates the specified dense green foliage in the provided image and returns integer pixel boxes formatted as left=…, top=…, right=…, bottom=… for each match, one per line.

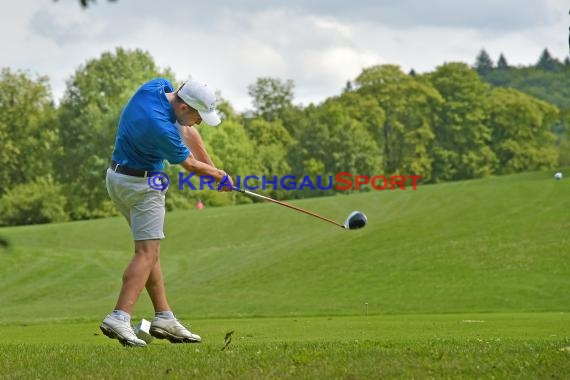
left=0, top=69, right=58, bottom=196
left=478, top=49, right=570, bottom=110
left=475, top=48, right=570, bottom=167
left=488, top=88, right=559, bottom=173
left=0, top=47, right=567, bottom=225
left=355, top=65, right=439, bottom=180
left=0, top=176, right=68, bottom=226
left=428, top=63, right=496, bottom=181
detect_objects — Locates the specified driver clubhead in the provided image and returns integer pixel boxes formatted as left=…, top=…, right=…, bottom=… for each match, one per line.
left=344, top=211, right=367, bottom=230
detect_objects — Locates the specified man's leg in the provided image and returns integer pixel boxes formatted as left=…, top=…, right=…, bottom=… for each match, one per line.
left=100, top=240, right=159, bottom=347
left=145, top=257, right=171, bottom=312
left=145, top=243, right=202, bottom=343
left=115, top=239, right=161, bottom=314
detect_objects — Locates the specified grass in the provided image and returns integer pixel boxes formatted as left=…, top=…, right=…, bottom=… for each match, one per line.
left=1, top=313, right=569, bottom=379
left=0, top=170, right=569, bottom=378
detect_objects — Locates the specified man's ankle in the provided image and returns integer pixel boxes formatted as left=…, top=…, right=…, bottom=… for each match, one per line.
left=111, top=309, right=131, bottom=322
left=155, top=310, right=175, bottom=320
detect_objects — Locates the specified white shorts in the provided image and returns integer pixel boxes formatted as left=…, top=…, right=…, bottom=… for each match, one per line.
left=106, top=168, right=168, bottom=240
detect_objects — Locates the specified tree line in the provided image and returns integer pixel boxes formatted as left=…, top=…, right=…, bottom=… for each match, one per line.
left=0, top=47, right=567, bottom=226
left=474, top=48, right=570, bottom=167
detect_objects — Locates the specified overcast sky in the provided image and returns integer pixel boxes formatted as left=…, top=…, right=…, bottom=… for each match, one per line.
left=1, top=0, right=568, bottom=111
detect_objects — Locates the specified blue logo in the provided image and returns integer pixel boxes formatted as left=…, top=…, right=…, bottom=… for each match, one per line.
left=147, top=172, right=170, bottom=191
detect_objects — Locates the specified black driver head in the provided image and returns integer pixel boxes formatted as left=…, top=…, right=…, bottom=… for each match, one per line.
left=344, top=211, right=367, bottom=230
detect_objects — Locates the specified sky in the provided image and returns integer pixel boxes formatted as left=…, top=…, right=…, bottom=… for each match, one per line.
left=1, top=0, right=568, bottom=111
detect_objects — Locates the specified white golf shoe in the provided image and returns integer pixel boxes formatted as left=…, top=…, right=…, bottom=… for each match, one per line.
left=100, top=314, right=147, bottom=347
left=149, top=317, right=202, bottom=343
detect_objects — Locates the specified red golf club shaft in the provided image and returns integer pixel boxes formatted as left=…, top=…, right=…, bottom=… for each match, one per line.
left=234, top=188, right=345, bottom=229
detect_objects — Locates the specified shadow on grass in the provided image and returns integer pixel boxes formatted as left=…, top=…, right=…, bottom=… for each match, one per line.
left=0, top=236, right=10, bottom=249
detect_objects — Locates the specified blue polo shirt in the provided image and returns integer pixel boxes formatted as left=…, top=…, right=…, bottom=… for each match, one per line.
left=111, top=78, right=190, bottom=171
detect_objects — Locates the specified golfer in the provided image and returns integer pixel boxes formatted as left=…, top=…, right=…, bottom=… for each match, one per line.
left=100, top=78, right=233, bottom=347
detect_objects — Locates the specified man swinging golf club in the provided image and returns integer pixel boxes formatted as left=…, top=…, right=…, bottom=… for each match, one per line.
left=100, top=78, right=233, bottom=347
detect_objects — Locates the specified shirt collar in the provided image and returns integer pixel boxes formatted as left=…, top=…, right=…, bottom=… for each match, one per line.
left=160, top=83, right=176, bottom=123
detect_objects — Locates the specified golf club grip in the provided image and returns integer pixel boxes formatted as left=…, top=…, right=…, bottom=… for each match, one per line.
left=233, top=188, right=345, bottom=228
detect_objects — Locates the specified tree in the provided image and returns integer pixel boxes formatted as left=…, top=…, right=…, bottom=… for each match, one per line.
left=335, top=91, right=386, bottom=146
left=497, top=53, right=509, bottom=69
left=482, top=53, right=511, bottom=86
left=428, top=62, right=497, bottom=181
left=291, top=98, right=383, bottom=196
left=57, top=47, right=175, bottom=219
left=475, top=49, right=494, bottom=75
left=488, top=88, right=558, bottom=173
left=355, top=65, right=442, bottom=179
left=200, top=120, right=258, bottom=177
left=247, top=77, right=295, bottom=122
left=481, top=61, right=570, bottom=110
left=198, top=119, right=262, bottom=202
left=0, top=176, right=68, bottom=226
left=0, top=69, right=59, bottom=197
left=243, top=117, right=295, bottom=199
left=536, top=48, right=562, bottom=72
left=558, top=137, right=570, bottom=167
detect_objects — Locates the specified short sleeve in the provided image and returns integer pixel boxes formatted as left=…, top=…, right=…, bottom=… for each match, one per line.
left=154, top=121, right=190, bottom=164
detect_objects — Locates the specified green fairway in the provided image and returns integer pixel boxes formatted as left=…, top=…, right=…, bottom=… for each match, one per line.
left=0, top=170, right=569, bottom=378
left=1, top=313, right=569, bottom=379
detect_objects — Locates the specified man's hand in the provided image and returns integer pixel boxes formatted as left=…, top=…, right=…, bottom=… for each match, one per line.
left=180, top=154, right=234, bottom=192
left=217, top=173, right=234, bottom=192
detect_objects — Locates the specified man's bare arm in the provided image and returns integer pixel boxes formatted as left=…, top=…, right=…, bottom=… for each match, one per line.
left=179, top=125, right=215, bottom=166
left=179, top=153, right=234, bottom=191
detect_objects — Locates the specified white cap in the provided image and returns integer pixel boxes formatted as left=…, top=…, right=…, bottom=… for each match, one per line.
left=177, top=79, right=221, bottom=126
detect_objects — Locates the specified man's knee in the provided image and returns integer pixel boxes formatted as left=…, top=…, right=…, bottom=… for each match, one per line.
left=134, top=240, right=160, bottom=263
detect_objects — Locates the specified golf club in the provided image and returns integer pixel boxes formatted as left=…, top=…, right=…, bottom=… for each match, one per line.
left=232, top=187, right=367, bottom=230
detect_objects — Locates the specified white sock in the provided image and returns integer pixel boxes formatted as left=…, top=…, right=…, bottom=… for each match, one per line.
left=155, top=310, right=175, bottom=320
left=111, top=309, right=131, bottom=322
